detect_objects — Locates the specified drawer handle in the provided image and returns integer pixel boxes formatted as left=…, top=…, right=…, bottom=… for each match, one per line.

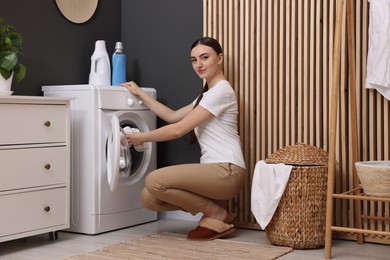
left=45, top=164, right=51, bottom=170
left=44, top=121, right=51, bottom=127
left=44, top=206, right=51, bottom=212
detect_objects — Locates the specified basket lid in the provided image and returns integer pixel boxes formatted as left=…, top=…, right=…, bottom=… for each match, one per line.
left=265, top=143, right=328, bottom=166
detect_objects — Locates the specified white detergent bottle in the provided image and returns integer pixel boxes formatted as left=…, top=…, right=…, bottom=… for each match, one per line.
left=89, top=40, right=111, bottom=86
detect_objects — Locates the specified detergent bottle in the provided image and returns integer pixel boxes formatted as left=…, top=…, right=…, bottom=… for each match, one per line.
left=89, top=40, right=111, bottom=86
left=112, top=42, right=127, bottom=86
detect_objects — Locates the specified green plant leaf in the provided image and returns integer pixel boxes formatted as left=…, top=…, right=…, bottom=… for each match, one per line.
left=0, top=66, right=12, bottom=80
left=0, top=51, right=17, bottom=70
left=9, top=32, right=23, bottom=50
left=14, top=63, right=26, bottom=82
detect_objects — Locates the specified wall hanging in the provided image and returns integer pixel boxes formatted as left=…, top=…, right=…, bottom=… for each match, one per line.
left=55, top=0, right=98, bottom=24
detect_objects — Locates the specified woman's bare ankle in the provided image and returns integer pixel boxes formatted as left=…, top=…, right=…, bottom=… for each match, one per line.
left=203, top=201, right=228, bottom=222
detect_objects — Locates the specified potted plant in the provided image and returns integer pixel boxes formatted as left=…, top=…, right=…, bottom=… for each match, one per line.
left=0, top=18, right=26, bottom=92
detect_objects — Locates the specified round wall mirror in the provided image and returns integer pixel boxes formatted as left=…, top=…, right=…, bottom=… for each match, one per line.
left=55, top=0, right=99, bottom=24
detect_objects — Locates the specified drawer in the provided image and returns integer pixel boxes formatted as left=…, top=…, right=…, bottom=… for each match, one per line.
left=0, top=104, right=67, bottom=145
left=0, top=188, right=68, bottom=237
left=0, top=146, right=67, bottom=191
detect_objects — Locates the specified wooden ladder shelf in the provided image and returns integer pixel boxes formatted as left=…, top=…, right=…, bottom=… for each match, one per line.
left=324, top=0, right=390, bottom=258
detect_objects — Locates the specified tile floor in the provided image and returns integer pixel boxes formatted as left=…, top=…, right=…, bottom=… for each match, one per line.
left=0, top=219, right=388, bottom=259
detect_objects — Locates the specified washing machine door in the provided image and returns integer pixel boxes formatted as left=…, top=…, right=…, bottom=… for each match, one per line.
left=107, top=114, right=131, bottom=192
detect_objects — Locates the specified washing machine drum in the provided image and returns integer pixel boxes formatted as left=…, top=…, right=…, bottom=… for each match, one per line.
left=107, top=115, right=132, bottom=192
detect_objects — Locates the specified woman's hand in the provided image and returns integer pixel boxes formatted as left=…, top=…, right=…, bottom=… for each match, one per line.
left=126, top=131, right=145, bottom=148
left=121, top=81, right=143, bottom=96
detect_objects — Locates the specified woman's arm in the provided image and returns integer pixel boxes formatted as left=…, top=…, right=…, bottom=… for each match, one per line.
left=122, top=81, right=193, bottom=123
left=126, top=105, right=212, bottom=147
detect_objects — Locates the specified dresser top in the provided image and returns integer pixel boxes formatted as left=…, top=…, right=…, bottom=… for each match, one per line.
left=0, top=95, right=72, bottom=105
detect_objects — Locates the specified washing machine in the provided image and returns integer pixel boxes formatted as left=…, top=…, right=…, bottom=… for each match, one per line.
left=42, top=84, right=157, bottom=234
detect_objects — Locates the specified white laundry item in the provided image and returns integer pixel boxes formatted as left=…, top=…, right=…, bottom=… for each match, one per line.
left=365, top=0, right=390, bottom=101
left=251, top=160, right=292, bottom=229
left=122, top=126, right=146, bottom=152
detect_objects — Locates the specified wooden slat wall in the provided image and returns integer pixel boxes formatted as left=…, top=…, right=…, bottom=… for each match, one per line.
left=204, top=0, right=390, bottom=243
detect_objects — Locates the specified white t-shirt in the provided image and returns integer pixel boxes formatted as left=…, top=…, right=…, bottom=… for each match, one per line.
left=194, top=80, right=246, bottom=169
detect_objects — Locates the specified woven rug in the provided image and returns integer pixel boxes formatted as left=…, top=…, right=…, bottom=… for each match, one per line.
left=66, top=232, right=292, bottom=260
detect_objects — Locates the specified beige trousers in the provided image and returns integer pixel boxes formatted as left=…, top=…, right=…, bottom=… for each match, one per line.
left=141, top=163, right=246, bottom=215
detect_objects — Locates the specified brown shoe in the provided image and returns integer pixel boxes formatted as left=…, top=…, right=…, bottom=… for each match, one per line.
left=187, top=217, right=235, bottom=241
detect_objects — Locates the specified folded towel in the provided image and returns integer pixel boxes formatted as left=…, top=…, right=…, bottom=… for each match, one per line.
left=251, top=160, right=292, bottom=229
left=122, top=126, right=146, bottom=152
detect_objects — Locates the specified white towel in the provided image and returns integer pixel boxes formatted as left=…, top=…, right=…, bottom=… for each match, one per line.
left=122, top=126, right=146, bottom=152
left=365, top=0, right=390, bottom=101
left=251, top=160, right=292, bottom=229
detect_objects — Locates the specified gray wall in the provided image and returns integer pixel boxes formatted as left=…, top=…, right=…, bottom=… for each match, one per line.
left=0, top=0, right=121, bottom=96
left=1, top=0, right=203, bottom=167
left=121, top=0, right=203, bottom=167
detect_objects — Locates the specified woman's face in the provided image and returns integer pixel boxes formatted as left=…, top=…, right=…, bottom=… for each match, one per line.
left=190, top=44, right=222, bottom=81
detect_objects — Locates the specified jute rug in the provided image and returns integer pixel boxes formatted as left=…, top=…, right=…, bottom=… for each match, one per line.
left=66, top=232, right=292, bottom=260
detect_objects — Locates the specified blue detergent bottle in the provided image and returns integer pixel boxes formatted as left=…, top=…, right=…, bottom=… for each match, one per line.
left=112, top=42, right=127, bottom=85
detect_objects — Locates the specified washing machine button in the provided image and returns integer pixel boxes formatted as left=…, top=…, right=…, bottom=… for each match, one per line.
left=127, top=98, right=134, bottom=107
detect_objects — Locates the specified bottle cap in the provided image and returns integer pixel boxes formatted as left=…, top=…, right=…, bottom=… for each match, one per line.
left=115, top=42, right=124, bottom=52
left=95, top=40, right=106, bottom=51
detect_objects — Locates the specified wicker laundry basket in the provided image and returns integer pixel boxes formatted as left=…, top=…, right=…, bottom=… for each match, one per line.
left=264, top=143, right=328, bottom=249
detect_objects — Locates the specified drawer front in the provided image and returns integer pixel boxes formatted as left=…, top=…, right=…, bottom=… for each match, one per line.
left=0, top=188, right=68, bottom=237
left=0, top=104, right=67, bottom=145
left=0, top=146, right=67, bottom=191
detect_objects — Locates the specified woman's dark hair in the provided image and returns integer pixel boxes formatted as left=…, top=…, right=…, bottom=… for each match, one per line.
left=190, top=36, right=223, bottom=55
left=188, top=37, right=223, bottom=144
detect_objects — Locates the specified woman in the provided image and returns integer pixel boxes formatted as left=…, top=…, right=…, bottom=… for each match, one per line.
left=121, top=36, right=246, bottom=240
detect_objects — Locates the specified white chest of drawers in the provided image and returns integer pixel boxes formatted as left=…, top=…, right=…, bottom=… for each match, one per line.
left=0, top=96, right=70, bottom=242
